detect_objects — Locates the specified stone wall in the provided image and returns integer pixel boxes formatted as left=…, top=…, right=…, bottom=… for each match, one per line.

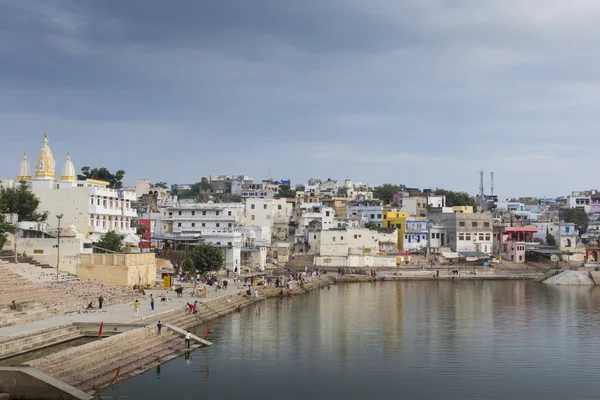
left=0, top=367, right=92, bottom=400
left=77, top=253, right=156, bottom=287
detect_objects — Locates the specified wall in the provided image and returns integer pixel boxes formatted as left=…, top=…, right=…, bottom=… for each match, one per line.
left=14, top=237, right=83, bottom=275
left=31, top=186, right=90, bottom=232
left=315, top=255, right=397, bottom=267
left=0, top=367, right=92, bottom=400
left=77, top=253, right=156, bottom=287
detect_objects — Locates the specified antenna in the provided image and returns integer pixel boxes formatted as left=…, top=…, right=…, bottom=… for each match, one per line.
left=490, top=172, right=494, bottom=196
left=479, top=170, right=484, bottom=196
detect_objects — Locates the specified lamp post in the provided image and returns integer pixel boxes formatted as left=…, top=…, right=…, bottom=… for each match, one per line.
left=56, top=214, right=63, bottom=282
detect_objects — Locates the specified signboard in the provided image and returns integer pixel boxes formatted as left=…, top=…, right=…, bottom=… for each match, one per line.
left=163, top=275, right=171, bottom=288
left=363, top=248, right=371, bottom=254
left=33, top=249, right=44, bottom=254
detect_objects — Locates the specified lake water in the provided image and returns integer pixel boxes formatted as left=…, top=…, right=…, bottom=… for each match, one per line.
left=102, top=281, right=600, bottom=400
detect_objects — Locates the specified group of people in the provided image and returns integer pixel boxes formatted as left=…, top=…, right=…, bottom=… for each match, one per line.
left=185, top=301, right=199, bottom=314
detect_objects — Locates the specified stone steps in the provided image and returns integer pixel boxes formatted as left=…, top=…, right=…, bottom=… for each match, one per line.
left=52, top=330, right=171, bottom=381
left=78, top=338, right=186, bottom=393
left=64, top=331, right=179, bottom=386
left=0, top=325, right=81, bottom=360
left=30, top=328, right=155, bottom=371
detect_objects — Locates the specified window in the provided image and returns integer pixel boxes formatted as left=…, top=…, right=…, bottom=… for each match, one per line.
left=377, top=214, right=381, bottom=219
left=191, top=223, right=195, bottom=227
left=326, top=211, right=330, bottom=217
left=485, top=234, right=491, bottom=241
left=264, top=204, right=267, bottom=209
left=314, top=235, right=317, bottom=239
left=333, top=237, right=336, bottom=242
left=168, top=212, right=172, bottom=216
left=228, top=211, right=232, bottom=216
left=216, top=242, right=221, bottom=245
left=202, top=223, right=205, bottom=227
left=354, top=235, right=358, bottom=239
left=251, top=215, right=255, bottom=221
left=178, top=211, right=182, bottom=215
left=519, top=255, right=523, bottom=261
left=341, top=236, right=344, bottom=240
left=484, top=222, right=490, bottom=227
left=192, top=211, right=195, bottom=216
left=459, top=221, right=465, bottom=227
left=472, top=222, right=477, bottom=227
left=202, top=211, right=206, bottom=215
left=479, top=233, right=484, bottom=241
left=459, top=233, right=465, bottom=241
left=228, top=242, right=232, bottom=246
left=216, top=211, right=219, bottom=216
left=216, top=223, right=220, bottom=227
left=228, top=223, right=232, bottom=227
left=251, top=204, right=255, bottom=209
left=177, top=223, right=181, bottom=227
left=465, top=234, right=471, bottom=241
left=370, top=214, right=375, bottom=219
left=278, top=205, right=282, bottom=210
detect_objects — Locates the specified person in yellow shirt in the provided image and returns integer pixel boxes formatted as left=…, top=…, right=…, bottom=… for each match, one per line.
left=133, top=299, right=140, bottom=317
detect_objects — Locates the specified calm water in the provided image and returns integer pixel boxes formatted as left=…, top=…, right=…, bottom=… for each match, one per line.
left=102, top=281, right=600, bottom=400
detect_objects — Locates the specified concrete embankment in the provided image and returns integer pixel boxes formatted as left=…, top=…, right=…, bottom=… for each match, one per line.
left=542, top=270, right=595, bottom=285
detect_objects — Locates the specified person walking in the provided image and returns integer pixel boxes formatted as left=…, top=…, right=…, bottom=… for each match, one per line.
left=185, top=331, right=191, bottom=348
left=133, top=299, right=140, bottom=317
left=157, top=320, right=162, bottom=335
left=98, top=295, right=104, bottom=309
left=150, top=294, right=155, bottom=311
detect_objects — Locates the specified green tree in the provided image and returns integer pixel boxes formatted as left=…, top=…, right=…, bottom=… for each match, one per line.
left=77, top=166, right=125, bottom=189
left=276, top=184, right=295, bottom=199
left=373, top=184, right=400, bottom=204
left=178, top=181, right=212, bottom=200
left=0, top=182, right=48, bottom=222
left=181, top=258, right=195, bottom=273
left=96, top=231, right=125, bottom=252
left=364, top=221, right=383, bottom=232
left=562, top=208, right=589, bottom=234
left=434, top=189, right=477, bottom=210
left=189, top=243, right=224, bottom=274
left=155, top=182, right=168, bottom=189
left=546, top=233, right=557, bottom=247
left=0, top=214, right=16, bottom=248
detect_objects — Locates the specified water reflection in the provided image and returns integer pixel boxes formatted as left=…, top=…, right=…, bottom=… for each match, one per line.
left=103, top=281, right=600, bottom=400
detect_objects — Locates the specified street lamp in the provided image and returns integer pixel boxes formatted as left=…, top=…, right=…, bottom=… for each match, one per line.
left=56, top=214, right=63, bottom=282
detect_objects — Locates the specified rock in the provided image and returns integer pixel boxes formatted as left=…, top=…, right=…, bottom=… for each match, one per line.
left=543, top=270, right=595, bottom=285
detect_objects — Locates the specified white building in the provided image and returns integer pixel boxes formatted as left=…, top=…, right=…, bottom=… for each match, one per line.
left=427, top=195, right=446, bottom=208
left=243, top=198, right=292, bottom=240
left=154, top=199, right=245, bottom=270
left=295, top=203, right=335, bottom=244
left=347, top=200, right=383, bottom=227
left=2, top=134, right=138, bottom=244
left=567, top=190, right=595, bottom=213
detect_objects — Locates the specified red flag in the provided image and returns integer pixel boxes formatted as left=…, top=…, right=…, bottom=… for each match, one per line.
left=201, top=328, right=210, bottom=338
left=110, top=366, right=121, bottom=385
left=98, top=322, right=103, bottom=339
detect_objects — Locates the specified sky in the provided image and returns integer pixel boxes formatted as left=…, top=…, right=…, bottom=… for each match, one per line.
left=0, top=0, right=599, bottom=199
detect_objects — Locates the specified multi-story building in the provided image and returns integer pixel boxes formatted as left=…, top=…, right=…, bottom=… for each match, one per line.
left=240, top=183, right=277, bottom=199
left=556, top=222, right=579, bottom=251
left=154, top=199, right=245, bottom=270
left=428, top=212, right=494, bottom=254
left=243, top=198, right=292, bottom=240
left=493, top=226, right=537, bottom=263
left=3, top=134, right=137, bottom=243
left=567, top=190, right=595, bottom=213
left=347, top=200, right=383, bottom=227
left=382, top=211, right=411, bottom=229
left=294, top=203, right=335, bottom=246
left=399, top=217, right=428, bottom=252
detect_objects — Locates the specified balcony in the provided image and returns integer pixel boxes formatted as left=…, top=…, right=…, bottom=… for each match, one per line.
left=89, top=205, right=137, bottom=218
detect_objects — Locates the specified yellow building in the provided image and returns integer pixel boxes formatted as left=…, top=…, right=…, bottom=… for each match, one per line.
left=382, top=211, right=411, bottom=229
left=451, top=206, right=473, bottom=213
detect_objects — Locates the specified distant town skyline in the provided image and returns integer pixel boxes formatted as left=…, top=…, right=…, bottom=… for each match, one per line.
left=1, top=0, right=598, bottom=199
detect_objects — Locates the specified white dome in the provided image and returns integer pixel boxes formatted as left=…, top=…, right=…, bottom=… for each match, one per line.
left=35, top=133, right=56, bottom=181
left=17, top=152, right=31, bottom=181
left=61, top=152, right=76, bottom=181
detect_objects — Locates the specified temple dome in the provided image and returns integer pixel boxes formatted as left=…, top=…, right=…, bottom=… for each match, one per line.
left=17, top=152, right=31, bottom=181
left=61, top=152, right=76, bottom=181
left=34, top=133, right=55, bottom=181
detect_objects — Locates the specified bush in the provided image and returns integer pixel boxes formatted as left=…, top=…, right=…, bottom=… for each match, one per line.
left=181, top=258, right=195, bottom=273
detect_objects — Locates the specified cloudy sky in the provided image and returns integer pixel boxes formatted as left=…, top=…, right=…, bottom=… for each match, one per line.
left=0, top=0, right=598, bottom=198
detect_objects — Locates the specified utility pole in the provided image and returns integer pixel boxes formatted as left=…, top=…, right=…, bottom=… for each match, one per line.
left=56, top=214, right=63, bottom=282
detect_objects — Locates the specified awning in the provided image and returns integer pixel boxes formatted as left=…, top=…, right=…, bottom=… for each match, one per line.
left=123, top=233, right=140, bottom=245
left=440, top=251, right=461, bottom=259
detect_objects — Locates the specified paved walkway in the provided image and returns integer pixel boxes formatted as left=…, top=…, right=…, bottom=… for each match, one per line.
left=0, top=284, right=246, bottom=339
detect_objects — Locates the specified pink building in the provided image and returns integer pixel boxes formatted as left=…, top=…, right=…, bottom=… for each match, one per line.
left=493, top=226, right=537, bottom=263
